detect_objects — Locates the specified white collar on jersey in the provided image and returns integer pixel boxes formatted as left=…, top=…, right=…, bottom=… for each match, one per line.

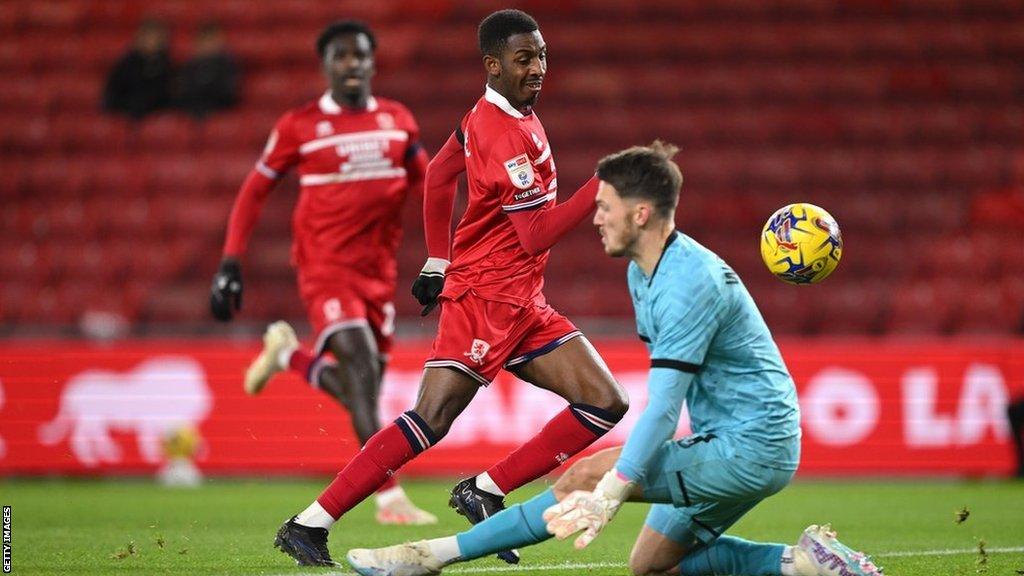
left=318, top=91, right=379, bottom=114
left=484, top=85, right=525, bottom=119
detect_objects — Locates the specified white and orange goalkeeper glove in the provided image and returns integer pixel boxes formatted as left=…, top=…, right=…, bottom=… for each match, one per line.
left=543, top=469, right=634, bottom=549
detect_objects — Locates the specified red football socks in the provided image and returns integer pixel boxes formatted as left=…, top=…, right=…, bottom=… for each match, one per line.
left=287, top=348, right=315, bottom=382
left=291, top=348, right=400, bottom=495
left=377, top=475, right=398, bottom=493
left=486, top=403, right=621, bottom=495
left=316, top=411, right=437, bottom=518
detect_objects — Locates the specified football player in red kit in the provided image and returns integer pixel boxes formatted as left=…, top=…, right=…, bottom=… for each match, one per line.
left=210, top=21, right=435, bottom=527
left=271, top=10, right=629, bottom=568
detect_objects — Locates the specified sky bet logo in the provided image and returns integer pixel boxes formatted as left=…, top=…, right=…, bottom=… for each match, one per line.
left=2, top=505, right=10, bottom=573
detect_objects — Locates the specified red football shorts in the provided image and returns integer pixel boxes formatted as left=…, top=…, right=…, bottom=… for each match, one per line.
left=297, top=267, right=396, bottom=357
left=425, top=291, right=582, bottom=385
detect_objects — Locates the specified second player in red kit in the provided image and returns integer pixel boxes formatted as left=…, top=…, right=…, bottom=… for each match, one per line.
left=210, top=21, right=436, bottom=528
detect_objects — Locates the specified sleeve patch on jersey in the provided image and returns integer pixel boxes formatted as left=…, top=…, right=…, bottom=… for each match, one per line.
left=504, top=153, right=536, bottom=190
left=650, top=358, right=701, bottom=373
left=502, top=191, right=555, bottom=212
left=255, top=161, right=279, bottom=179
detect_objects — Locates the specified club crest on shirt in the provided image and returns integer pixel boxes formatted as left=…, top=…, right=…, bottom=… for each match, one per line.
left=376, top=112, right=395, bottom=130
left=463, top=339, right=490, bottom=365
left=504, top=154, right=535, bottom=190
left=315, top=121, right=334, bottom=137
left=322, top=298, right=344, bottom=322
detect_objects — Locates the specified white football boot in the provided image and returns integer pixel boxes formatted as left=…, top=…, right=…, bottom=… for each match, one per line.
left=375, top=487, right=438, bottom=526
left=347, top=541, right=444, bottom=576
left=244, top=321, right=298, bottom=395
left=796, top=523, right=883, bottom=576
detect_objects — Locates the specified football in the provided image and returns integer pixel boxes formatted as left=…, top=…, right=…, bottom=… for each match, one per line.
left=760, top=203, right=843, bottom=285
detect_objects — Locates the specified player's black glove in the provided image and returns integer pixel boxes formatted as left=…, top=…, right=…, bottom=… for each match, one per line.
left=411, top=258, right=449, bottom=316
left=210, top=258, right=243, bottom=322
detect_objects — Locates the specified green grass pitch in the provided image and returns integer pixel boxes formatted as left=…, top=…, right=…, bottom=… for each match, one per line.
left=4, top=478, right=1023, bottom=575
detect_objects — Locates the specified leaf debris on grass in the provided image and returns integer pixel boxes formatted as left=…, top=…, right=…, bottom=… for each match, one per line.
left=976, top=539, right=988, bottom=573
left=955, top=506, right=970, bottom=524
left=110, top=540, right=137, bottom=560
left=155, top=536, right=165, bottom=549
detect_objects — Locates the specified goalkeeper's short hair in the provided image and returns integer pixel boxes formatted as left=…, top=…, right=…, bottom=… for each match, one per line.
left=596, top=141, right=683, bottom=221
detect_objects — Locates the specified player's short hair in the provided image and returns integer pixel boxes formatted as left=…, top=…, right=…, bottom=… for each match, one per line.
left=478, top=9, right=539, bottom=57
left=596, top=141, right=683, bottom=220
left=316, top=20, right=377, bottom=57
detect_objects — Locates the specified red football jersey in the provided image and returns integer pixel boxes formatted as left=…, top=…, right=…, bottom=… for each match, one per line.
left=257, top=92, right=422, bottom=281
left=444, top=87, right=559, bottom=307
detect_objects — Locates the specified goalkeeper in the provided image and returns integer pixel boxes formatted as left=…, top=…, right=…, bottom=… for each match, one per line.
left=347, top=142, right=881, bottom=576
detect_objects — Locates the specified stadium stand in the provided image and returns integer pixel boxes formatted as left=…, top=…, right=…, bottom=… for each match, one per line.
left=1, top=0, right=1022, bottom=335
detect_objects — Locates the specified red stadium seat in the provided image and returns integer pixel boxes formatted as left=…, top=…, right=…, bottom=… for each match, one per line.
left=134, top=114, right=199, bottom=152
left=199, top=110, right=279, bottom=151
left=4, top=0, right=1024, bottom=333
left=86, top=157, right=148, bottom=196
left=50, top=113, right=131, bottom=153
left=952, top=284, right=1019, bottom=334
left=755, top=284, right=813, bottom=335
left=139, top=280, right=209, bottom=324
left=885, top=280, right=956, bottom=335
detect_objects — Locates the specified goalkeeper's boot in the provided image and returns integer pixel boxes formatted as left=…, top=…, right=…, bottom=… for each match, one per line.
left=375, top=487, right=438, bottom=526
left=448, top=478, right=520, bottom=564
left=244, top=321, right=298, bottom=395
left=274, top=516, right=338, bottom=567
left=796, top=523, right=883, bottom=576
left=347, top=541, right=443, bottom=576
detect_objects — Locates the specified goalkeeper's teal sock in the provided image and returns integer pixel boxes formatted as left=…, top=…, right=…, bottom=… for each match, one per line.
left=678, top=535, right=785, bottom=576
left=440, top=488, right=556, bottom=562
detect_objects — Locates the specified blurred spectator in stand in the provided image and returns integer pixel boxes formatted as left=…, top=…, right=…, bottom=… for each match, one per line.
left=177, top=22, right=241, bottom=118
left=102, top=18, right=175, bottom=119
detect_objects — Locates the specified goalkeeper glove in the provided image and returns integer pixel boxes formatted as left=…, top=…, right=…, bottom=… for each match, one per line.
left=210, top=258, right=243, bottom=321
left=543, top=468, right=634, bottom=549
left=411, top=257, right=448, bottom=316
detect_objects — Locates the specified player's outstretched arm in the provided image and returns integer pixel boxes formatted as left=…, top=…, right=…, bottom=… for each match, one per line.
left=423, top=130, right=465, bottom=260
left=413, top=131, right=466, bottom=315
left=505, top=176, right=599, bottom=256
left=615, top=368, right=694, bottom=481
left=211, top=169, right=277, bottom=321
left=221, top=169, right=276, bottom=259
left=212, top=115, right=298, bottom=321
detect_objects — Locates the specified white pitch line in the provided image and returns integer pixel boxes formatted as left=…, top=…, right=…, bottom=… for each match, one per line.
left=446, top=561, right=624, bottom=574
left=270, top=546, right=1024, bottom=576
left=874, top=545, right=1024, bottom=558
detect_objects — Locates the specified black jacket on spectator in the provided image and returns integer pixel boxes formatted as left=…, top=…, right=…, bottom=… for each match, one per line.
left=177, top=52, right=240, bottom=118
left=102, top=49, right=175, bottom=119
